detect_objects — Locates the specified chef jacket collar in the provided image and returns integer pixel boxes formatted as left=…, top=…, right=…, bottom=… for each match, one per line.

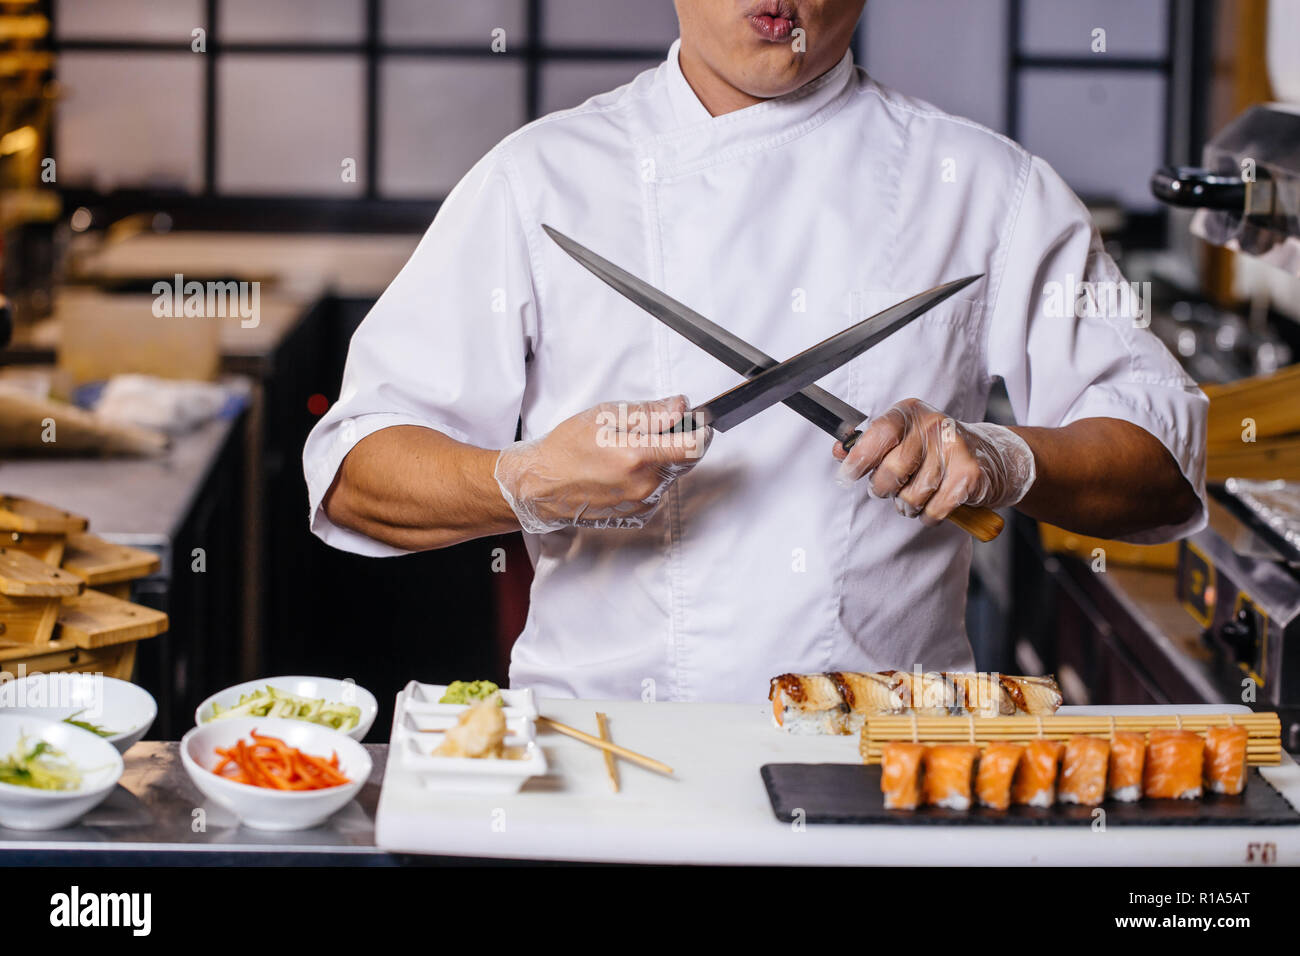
left=651, top=38, right=857, bottom=179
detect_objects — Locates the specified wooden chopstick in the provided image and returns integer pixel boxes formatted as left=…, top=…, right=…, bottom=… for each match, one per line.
left=537, top=715, right=673, bottom=776
left=595, top=711, right=619, bottom=793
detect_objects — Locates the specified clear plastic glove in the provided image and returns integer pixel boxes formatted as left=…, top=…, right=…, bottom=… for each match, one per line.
left=494, top=395, right=711, bottom=533
left=832, top=397, right=1036, bottom=525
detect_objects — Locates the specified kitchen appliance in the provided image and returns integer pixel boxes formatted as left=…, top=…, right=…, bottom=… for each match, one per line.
left=1152, top=103, right=1300, bottom=278
left=1177, top=485, right=1300, bottom=751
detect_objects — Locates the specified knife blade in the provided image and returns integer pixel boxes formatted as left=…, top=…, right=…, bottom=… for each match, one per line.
left=542, top=223, right=863, bottom=442
left=682, top=275, right=980, bottom=434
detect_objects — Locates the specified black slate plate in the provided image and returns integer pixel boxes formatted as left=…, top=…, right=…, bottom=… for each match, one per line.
left=761, top=764, right=1300, bottom=826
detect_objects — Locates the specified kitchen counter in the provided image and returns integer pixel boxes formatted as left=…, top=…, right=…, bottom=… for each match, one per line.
left=5, top=702, right=1296, bottom=866
left=0, top=742, right=392, bottom=866
left=68, top=231, right=419, bottom=300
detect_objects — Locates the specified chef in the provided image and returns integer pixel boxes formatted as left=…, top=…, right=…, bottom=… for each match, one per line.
left=303, top=0, right=1207, bottom=702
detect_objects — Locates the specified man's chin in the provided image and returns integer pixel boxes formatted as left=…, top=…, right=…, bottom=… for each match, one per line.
left=734, top=54, right=809, bottom=100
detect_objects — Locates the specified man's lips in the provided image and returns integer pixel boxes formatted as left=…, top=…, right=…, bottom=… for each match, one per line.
left=748, top=13, right=795, bottom=41
left=745, top=1, right=797, bottom=41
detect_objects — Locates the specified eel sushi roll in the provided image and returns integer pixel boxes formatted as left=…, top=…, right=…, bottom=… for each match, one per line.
left=998, top=674, right=1064, bottom=716
left=891, top=671, right=961, bottom=716
left=975, top=742, right=1024, bottom=810
left=947, top=673, right=1016, bottom=717
left=1011, top=738, right=1064, bottom=807
left=769, top=674, right=849, bottom=735
left=922, top=745, right=980, bottom=810
left=1057, top=736, right=1110, bottom=806
left=1143, top=729, right=1204, bottom=800
left=827, top=671, right=905, bottom=734
left=1107, top=731, right=1147, bottom=802
left=880, top=741, right=927, bottom=810
left=1204, top=724, right=1249, bottom=795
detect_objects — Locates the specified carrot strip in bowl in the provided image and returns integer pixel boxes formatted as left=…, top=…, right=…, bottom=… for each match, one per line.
left=211, top=730, right=351, bottom=791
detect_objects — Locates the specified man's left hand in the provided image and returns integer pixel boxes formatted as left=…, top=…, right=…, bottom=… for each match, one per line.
left=832, top=397, right=1036, bottom=525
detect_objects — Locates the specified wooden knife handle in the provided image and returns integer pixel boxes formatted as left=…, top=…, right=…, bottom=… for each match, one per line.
left=947, top=504, right=1004, bottom=542
left=840, top=430, right=1004, bottom=542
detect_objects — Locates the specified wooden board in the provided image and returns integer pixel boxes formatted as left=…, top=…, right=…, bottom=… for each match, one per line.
left=0, top=391, right=168, bottom=456
left=0, top=546, right=83, bottom=597
left=2, top=531, right=65, bottom=566
left=1038, top=523, right=1178, bottom=570
left=0, top=593, right=60, bottom=644
left=1207, top=435, right=1300, bottom=481
left=761, top=763, right=1300, bottom=827
left=1205, top=363, right=1300, bottom=445
left=0, top=639, right=137, bottom=681
left=61, top=533, right=159, bottom=586
left=54, top=588, right=168, bottom=649
left=0, top=494, right=88, bottom=534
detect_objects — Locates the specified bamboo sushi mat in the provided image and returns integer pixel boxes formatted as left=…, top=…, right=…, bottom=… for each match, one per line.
left=858, top=713, right=1282, bottom=766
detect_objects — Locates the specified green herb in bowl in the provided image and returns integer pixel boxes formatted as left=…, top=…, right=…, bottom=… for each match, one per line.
left=63, top=711, right=116, bottom=739
left=439, top=680, right=503, bottom=706
left=0, top=735, right=83, bottom=791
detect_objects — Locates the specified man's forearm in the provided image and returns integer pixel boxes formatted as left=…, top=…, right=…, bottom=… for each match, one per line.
left=1009, top=417, right=1200, bottom=539
left=323, top=425, right=520, bottom=551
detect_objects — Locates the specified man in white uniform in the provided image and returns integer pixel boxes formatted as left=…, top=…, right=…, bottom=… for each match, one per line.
left=303, top=1, right=1206, bottom=702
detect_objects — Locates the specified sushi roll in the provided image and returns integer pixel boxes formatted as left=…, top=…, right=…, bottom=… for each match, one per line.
left=922, top=745, right=980, bottom=810
left=1107, top=731, right=1147, bottom=802
left=946, top=672, right=1015, bottom=717
left=1204, top=724, right=1249, bottom=795
left=1011, top=738, right=1064, bottom=807
left=1143, top=729, right=1204, bottom=800
left=998, top=674, right=1064, bottom=715
left=890, top=671, right=961, bottom=716
left=828, top=671, right=906, bottom=733
left=975, top=742, right=1024, bottom=810
left=769, top=674, right=849, bottom=735
left=1058, top=735, right=1110, bottom=806
left=880, top=742, right=927, bottom=810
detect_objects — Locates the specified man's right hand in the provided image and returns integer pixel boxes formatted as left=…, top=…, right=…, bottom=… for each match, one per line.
left=494, top=395, right=712, bottom=533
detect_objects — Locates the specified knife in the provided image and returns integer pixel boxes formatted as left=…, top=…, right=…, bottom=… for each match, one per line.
left=676, top=275, right=979, bottom=435
left=543, top=224, right=864, bottom=444
left=543, top=225, right=1004, bottom=542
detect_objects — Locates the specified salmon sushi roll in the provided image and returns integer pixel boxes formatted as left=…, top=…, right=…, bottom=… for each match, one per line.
left=975, top=742, right=1024, bottom=810
left=880, top=742, right=927, bottom=810
left=1012, top=738, right=1064, bottom=807
left=1058, top=736, right=1110, bottom=805
left=1144, top=729, right=1204, bottom=800
left=1107, top=731, right=1147, bottom=802
left=1204, top=725, right=1249, bottom=795
left=923, top=745, right=980, bottom=810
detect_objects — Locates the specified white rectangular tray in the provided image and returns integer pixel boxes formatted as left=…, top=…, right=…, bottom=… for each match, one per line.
left=386, top=683, right=546, bottom=795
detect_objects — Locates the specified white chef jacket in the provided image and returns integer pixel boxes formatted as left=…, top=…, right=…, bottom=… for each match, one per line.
left=303, top=41, right=1207, bottom=702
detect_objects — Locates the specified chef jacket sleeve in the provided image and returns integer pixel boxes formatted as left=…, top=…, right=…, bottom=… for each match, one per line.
left=986, top=155, right=1208, bottom=544
left=302, top=148, right=538, bottom=556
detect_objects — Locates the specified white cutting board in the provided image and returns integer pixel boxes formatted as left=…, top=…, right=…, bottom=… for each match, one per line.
left=374, top=700, right=1300, bottom=865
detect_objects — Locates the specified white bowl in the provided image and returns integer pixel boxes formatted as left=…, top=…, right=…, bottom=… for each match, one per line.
left=195, top=676, right=377, bottom=741
left=0, top=674, right=156, bottom=754
left=180, top=717, right=371, bottom=831
left=0, top=715, right=125, bottom=830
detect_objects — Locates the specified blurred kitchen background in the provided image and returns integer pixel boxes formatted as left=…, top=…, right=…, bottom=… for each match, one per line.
left=3, top=0, right=1300, bottom=746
